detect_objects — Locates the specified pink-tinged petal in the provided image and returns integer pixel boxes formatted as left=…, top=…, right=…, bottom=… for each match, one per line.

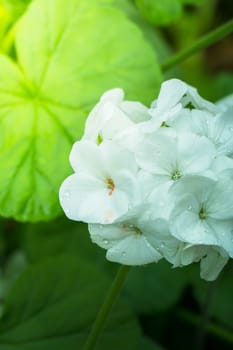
left=59, top=173, right=130, bottom=224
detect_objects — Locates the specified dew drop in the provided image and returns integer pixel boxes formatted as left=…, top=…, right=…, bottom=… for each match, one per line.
left=122, top=251, right=126, bottom=256
left=187, top=205, right=192, bottom=210
left=160, top=242, right=165, bottom=249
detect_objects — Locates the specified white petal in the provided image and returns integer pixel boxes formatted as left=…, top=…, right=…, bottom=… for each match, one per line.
left=169, top=175, right=216, bottom=205
left=59, top=173, right=129, bottom=224
left=100, top=88, right=124, bottom=103
left=83, top=88, right=124, bottom=141
left=69, top=141, right=104, bottom=177
left=155, top=79, right=188, bottom=111
left=121, top=101, right=150, bottom=122
left=106, top=234, right=161, bottom=265
left=217, top=93, right=233, bottom=110
left=211, top=156, right=233, bottom=174
left=206, top=218, right=233, bottom=257
left=178, top=133, right=215, bottom=174
left=89, top=223, right=131, bottom=250
left=100, top=101, right=134, bottom=140
left=208, top=170, right=233, bottom=220
left=136, top=129, right=177, bottom=175
left=184, top=85, right=217, bottom=113
left=200, top=248, right=228, bottom=281
left=100, top=141, right=138, bottom=175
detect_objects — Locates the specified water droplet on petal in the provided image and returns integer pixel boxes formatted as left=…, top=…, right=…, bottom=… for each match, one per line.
left=122, top=251, right=126, bottom=256
left=187, top=205, right=192, bottom=210
left=160, top=242, right=165, bottom=249
left=103, top=239, right=109, bottom=245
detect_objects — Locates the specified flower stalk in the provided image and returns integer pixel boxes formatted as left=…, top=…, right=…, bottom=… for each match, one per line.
left=161, top=18, right=233, bottom=71
left=83, top=265, right=131, bottom=350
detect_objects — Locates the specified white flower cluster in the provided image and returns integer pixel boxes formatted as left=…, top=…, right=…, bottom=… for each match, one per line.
left=59, top=79, right=233, bottom=281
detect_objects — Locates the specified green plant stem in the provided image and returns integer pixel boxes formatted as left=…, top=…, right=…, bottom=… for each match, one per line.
left=161, top=18, right=233, bottom=72
left=177, top=308, right=233, bottom=346
left=83, top=265, right=131, bottom=350
left=196, top=282, right=216, bottom=350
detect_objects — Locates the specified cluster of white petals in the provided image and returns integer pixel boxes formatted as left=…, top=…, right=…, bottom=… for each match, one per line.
left=59, top=79, right=233, bottom=281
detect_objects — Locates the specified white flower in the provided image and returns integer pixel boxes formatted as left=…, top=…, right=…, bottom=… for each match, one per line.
left=139, top=79, right=218, bottom=133
left=59, top=78, right=233, bottom=280
left=171, top=107, right=233, bottom=157
left=169, top=172, right=233, bottom=257
left=200, top=247, right=228, bottom=281
left=59, top=140, right=140, bottom=224
left=83, top=88, right=150, bottom=143
left=135, top=128, right=216, bottom=190
left=150, top=79, right=218, bottom=115
left=89, top=207, right=165, bottom=265
left=161, top=240, right=228, bottom=281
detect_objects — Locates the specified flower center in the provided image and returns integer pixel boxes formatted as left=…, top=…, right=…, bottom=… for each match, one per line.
left=105, top=177, right=115, bottom=196
left=171, top=170, right=182, bottom=181
left=160, top=121, right=169, bottom=127
left=121, top=223, right=142, bottom=235
left=97, top=133, right=103, bottom=145
left=199, top=207, right=207, bottom=220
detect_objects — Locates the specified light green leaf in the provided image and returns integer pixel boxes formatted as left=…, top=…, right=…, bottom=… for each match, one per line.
left=2, top=0, right=31, bottom=22
left=179, top=0, right=204, bottom=5
left=0, top=0, right=162, bottom=222
left=135, top=0, right=183, bottom=26
left=0, top=1, right=11, bottom=40
left=0, top=255, right=141, bottom=350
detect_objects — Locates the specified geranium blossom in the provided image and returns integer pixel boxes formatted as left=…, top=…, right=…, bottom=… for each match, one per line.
left=59, top=78, right=233, bottom=280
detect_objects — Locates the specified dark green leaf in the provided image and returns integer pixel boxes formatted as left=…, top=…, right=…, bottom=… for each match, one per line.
left=0, top=255, right=141, bottom=350
left=125, top=260, right=192, bottom=312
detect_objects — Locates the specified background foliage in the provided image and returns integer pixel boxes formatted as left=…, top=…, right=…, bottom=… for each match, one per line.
left=0, top=0, right=233, bottom=349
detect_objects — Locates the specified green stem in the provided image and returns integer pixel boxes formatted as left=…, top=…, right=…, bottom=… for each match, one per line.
left=161, top=18, right=233, bottom=72
left=177, top=308, right=233, bottom=346
left=83, top=265, right=131, bottom=350
left=196, top=282, right=216, bottom=350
